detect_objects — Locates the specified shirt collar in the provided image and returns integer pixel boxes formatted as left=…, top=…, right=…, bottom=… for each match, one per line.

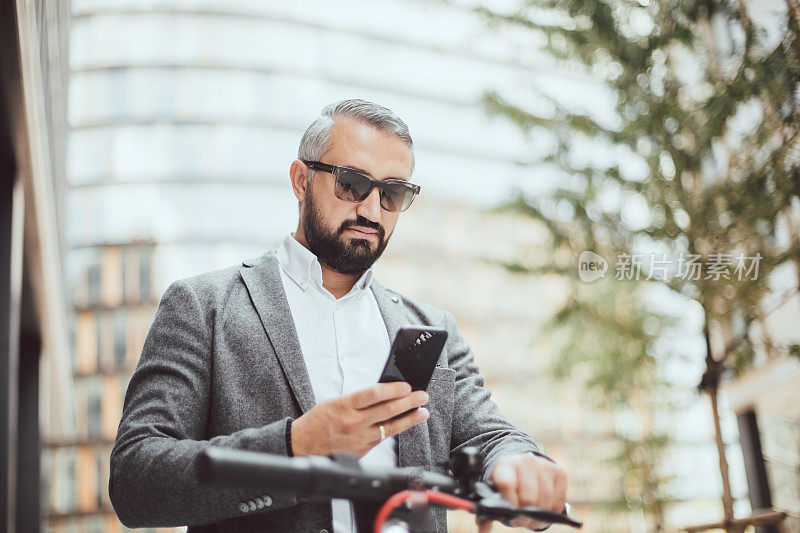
left=276, top=233, right=374, bottom=297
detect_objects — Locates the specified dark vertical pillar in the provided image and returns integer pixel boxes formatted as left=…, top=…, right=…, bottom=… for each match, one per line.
left=737, top=409, right=777, bottom=533
left=2, top=1, right=47, bottom=531
left=1, top=2, right=23, bottom=526
left=17, top=327, right=41, bottom=533
left=0, top=122, right=21, bottom=533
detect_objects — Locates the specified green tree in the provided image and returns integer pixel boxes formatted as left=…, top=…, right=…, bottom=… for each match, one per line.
left=542, top=276, right=676, bottom=528
left=479, top=0, right=800, bottom=530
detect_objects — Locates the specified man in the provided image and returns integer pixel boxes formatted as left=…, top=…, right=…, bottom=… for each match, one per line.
left=109, top=99, right=567, bottom=533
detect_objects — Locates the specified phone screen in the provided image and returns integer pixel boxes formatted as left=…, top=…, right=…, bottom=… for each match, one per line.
left=378, top=326, right=448, bottom=392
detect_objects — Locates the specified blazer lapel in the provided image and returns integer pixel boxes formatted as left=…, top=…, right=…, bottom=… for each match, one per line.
left=240, top=251, right=317, bottom=414
left=370, top=279, right=405, bottom=352
left=371, top=280, right=433, bottom=469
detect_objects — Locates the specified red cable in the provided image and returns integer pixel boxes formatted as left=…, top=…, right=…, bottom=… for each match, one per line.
left=373, top=490, right=474, bottom=533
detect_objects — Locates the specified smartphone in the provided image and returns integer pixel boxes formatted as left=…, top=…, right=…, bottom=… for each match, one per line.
left=378, top=326, right=448, bottom=392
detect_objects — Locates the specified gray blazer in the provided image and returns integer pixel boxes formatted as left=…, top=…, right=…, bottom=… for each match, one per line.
left=109, top=250, right=542, bottom=532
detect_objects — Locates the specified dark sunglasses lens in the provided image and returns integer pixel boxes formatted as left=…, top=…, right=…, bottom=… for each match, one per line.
left=381, top=183, right=416, bottom=212
left=335, top=171, right=372, bottom=202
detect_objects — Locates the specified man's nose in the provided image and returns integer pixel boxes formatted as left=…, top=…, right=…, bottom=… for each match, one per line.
left=356, top=187, right=382, bottom=223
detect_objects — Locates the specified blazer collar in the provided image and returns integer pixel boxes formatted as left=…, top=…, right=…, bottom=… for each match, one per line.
left=240, top=250, right=317, bottom=414
left=368, top=278, right=405, bottom=348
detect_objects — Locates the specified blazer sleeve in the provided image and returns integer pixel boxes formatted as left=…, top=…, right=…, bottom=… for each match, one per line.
left=109, top=279, right=297, bottom=528
left=443, top=310, right=549, bottom=481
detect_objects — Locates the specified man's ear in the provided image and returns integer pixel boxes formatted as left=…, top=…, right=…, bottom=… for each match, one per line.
left=289, top=160, right=310, bottom=202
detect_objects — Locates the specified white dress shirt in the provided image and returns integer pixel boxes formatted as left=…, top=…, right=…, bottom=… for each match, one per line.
left=276, top=233, right=397, bottom=533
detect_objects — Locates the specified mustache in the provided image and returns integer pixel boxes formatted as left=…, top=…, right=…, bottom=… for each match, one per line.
left=338, top=216, right=385, bottom=239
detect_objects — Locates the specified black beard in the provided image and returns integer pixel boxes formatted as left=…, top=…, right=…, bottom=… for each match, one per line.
left=302, top=187, right=390, bottom=275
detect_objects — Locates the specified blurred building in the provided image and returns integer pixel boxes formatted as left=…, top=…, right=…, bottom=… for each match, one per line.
left=1, top=0, right=73, bottom=532
left=723, top=197, right=800, bottom=533
left=60, top=1, right=747, bottom=532
left=706, top=3, right=800, bottom=531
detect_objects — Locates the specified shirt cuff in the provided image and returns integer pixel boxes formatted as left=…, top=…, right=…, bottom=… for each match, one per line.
left=285, top=418, right=294, bottom=457
left=528, top=450, right=557, bottom=463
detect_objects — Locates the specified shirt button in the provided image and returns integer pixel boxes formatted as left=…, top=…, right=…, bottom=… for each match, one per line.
left=247, top=500, right=257, bottom=511
left=238, top=502, right=249, bottom=513
left=391, top=296, right=399, bottom=303
left=262, top=495, right=272, bottom=507
left=320, top=530, right=329, bottom=533
left=255, top=498, right=264, bottom=509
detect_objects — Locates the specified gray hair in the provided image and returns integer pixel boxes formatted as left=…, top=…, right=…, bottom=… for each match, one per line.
left=298, top=99, right=415, bottom=175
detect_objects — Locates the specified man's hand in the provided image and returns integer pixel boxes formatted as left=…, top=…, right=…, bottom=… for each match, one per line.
left=477, top=453, right=568, bottom=532
left=290, top=381, right=429, bottom=457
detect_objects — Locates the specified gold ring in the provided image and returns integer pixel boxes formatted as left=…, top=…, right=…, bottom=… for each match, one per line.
left=379, top=425, right=386, bottom=442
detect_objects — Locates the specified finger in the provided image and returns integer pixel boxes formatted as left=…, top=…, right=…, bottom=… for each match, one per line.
left=516, top=462, right=540, bottom=508
left=510, top=516, right=549, bottom=530
left=490, top=462, right=519, bottom=507
left=361, top=390, right=429, bottom=424
left=554, top=467, right=568, bottom=511
left=349, top=382, right=411, bottom=409
left=476, top=516, right=493, bottom=533
left=534, top=462, right=566, bottom=512
left=538, top=473, right=556, bottom=511
left=378, top=406, right=429, bottom=438
left=509, top=516, right=535, bottom=529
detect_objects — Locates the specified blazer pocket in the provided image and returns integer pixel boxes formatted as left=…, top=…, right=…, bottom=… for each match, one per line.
left=429, top=366, right=456, bottom=383
left=426, top=366, right=455, bottom=466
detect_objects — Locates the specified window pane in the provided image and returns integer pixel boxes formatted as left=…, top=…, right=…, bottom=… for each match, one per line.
left=87, top=264, right=101, bottom=306
left=139, top=250, right=152, bottom=302
left=113, top=310, right=126, bottom=369
left=86, top=379, right=103, bottom=438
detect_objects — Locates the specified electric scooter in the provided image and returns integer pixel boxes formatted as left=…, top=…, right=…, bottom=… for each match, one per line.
left=198, top=445, right=583, bottom=533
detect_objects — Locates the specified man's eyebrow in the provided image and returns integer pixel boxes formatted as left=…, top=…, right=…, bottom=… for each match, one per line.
left=344, top=164, right=409, bottom=181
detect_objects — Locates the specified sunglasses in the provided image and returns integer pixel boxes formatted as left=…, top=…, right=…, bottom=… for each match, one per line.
left=302, top=160, right=421, bottom=213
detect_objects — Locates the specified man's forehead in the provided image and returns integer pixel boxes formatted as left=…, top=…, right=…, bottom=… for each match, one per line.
left=326, top=120, right=414, bottom=178
left=329, top=119, right=405, bottom=148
